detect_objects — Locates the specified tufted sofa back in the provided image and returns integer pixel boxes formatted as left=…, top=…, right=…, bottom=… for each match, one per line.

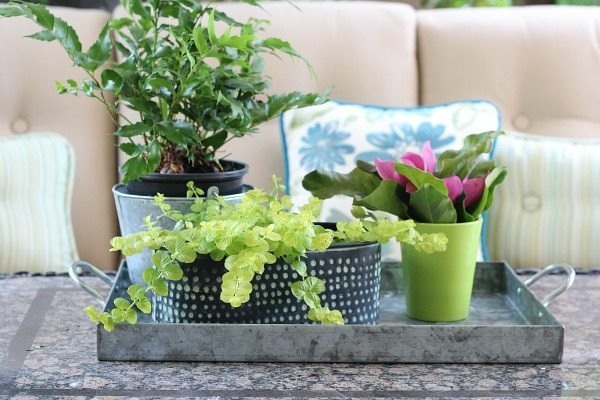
left=0, top=6, right=117, bottom=269
left=2, top=3, right=599, bottom=270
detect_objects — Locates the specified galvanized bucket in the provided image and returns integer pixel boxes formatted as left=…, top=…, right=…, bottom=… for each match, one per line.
left=112, top=184, right=248, bottom=285
left=153, top=242, right=382, bottom=325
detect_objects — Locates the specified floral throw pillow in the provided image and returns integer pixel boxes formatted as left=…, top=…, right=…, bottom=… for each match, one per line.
left=280, top=100, right=501, bottom=261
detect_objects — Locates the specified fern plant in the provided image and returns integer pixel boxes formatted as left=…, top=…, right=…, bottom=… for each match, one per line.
left=0, top=0, right=325, bottom=182
left=84, top=178, right=448, bottom=331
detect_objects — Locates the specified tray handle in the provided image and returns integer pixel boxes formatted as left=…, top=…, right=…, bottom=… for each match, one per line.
left=69, top=261, right=114, bottom=306
left=524, top=263, right=575, bottom=307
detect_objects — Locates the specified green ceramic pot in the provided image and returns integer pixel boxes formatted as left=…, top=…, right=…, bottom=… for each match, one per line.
left=400, top=218, right=483, bottom=322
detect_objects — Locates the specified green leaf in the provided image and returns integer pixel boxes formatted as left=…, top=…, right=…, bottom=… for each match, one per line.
left=118, top=142, right=143, bottom=156
left=143, top=267, right=169, bottom=296
left=291, top=260, right=307, bottom=277
left=111, top=308, right=126, bottom=323
left=162, top=263, right=184, bottom=281
left=97, top=312, right=115, bottom=332
left=193, top=26, right=209, bottom=54
left=354, top=180, right=408, bottom=218
left=127, top=284, right=146, bottom=301
left=0, top=5, right=27, bottom=17
left=27, top=3, right=55, bottom=30
left=144, top=76, right=173, bottom=95
left=155, top=121, right=196, bottom=145
left=202, top=131, right=227, bottom=150
left=135, top=296, right=151, bottom=314
left=262, top=37, right=300, bottom=58
left=52, top=17, right=82, bottom=54
left=109, top=17, right=134, bottom=30
left=83, top=305, right=100, bottom=323
left=409, top=184, right=457, bottom=224
left=55, top=81, right=67, bottom=94
left=101, top=69, right=123, bottom=94
left=123, top=0, right=150, bottom=20
left=302, top=167, right=381, bottom=200
left=86, top=23, right=111, bottom=68
left=290, top=277, right=325, bottom=308
left=463, top=166, right=508, bottom=221
left=114, top=297, right=130, bottom=310
left=483, top=167, right=508, bottom=211
left=115, top=122, right=151, bottom=138
left=125, top=308, right=137, bottom=324
left=142, top=267, right=159, bottom=285
left=151, top=250, right=185, bottom=280
left=394, top=163, right=448, bottom=195
left=437, top=131, right=503, bottom=178
left=26, top=30, right=56, bottom=41
left=159, top=98, right=170, bottom=121
left=121, top=153, right=155, bottom=183
left=207, top=9, right=217, bottom=45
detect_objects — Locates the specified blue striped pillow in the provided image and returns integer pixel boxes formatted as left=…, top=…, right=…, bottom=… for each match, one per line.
left=0, top=133, right=78, bottom=273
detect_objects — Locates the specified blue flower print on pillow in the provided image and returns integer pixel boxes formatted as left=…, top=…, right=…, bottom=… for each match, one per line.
left=356, top=122, right=454, bottom=162
left=299, top=122, right=355, bottom=170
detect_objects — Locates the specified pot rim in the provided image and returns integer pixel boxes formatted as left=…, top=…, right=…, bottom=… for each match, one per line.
left=414, top=218, right=482, bottom=228
left=113, top=183, right=253, bottom=200
left=140, top=160, right=248, bottom=182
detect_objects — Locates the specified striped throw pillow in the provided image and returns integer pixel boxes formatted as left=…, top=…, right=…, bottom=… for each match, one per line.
left=484, top=131, right=600, bottom=269
left=0, top=133, right=78, bottom=273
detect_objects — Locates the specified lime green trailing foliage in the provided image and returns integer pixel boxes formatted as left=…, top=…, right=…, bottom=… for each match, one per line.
left=0, top=0, right=326, bottom=181
left=85, top=177, right=447, bottom=331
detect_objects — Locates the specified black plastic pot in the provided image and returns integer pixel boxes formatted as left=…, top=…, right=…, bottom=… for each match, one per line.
left=125, top=160, right=248, bottom=197
left=152, top=239, right=382, bottom=325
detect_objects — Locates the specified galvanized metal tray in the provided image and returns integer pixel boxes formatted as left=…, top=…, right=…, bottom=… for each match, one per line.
left=70, top=261, right=574, bottom=363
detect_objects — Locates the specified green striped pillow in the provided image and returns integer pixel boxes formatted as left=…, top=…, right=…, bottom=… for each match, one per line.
left=0, top=133, right=78, bottom=273
left=485, top=131, right=600, bottom=269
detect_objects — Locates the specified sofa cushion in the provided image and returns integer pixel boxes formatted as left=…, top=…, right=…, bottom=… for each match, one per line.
left=281, top=99, right=501, bottom=260
left=0, top=5, right=117, bottom=269
left=484, top=131, right=600, bottom=269
left=0, top=133, right=78, bottom=273
left=418, top=6, right=600, bottom=140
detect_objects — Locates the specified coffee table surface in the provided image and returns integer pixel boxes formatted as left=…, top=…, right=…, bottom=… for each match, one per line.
left=0, top=271, right=598, bottom=398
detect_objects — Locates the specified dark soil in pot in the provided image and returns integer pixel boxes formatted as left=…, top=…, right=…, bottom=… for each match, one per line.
left=125, top=160, right=248, bottom=197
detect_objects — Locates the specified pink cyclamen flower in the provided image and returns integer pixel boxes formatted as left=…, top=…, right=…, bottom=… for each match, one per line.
left=463, top=176, right=486, bottom=208
left=374, top=158, right=401, bottom=182
left=374, top=140, right=487, bottom=206
left=374, top=141, right=437, bottom=193
left=400, top=141, right=436, bottom=174
left=443, top=176, right=463, bottom=203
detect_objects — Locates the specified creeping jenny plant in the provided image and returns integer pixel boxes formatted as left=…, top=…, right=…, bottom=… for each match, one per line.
left=85, top=178, right=448, bottom=331
left=0, top=0, right=325, bottom=182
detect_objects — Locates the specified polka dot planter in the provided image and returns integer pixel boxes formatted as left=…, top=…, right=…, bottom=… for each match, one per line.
left=153, top=242, right=382, bottom=325
left=153, top=255, right=255, bottom=324
left=254, top=242, right=382, bottom=325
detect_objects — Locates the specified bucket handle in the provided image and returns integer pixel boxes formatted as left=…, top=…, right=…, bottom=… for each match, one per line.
left=524, top=263, right=575, bottom=307
left=69, top=261, right=114, bottom=307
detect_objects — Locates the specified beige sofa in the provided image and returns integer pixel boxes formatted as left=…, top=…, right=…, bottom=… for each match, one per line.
left=1, top=3, right=599, bottom=270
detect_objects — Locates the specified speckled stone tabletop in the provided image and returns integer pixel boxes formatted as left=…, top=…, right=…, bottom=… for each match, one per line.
left=0, top=271, right=599, bottom=399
